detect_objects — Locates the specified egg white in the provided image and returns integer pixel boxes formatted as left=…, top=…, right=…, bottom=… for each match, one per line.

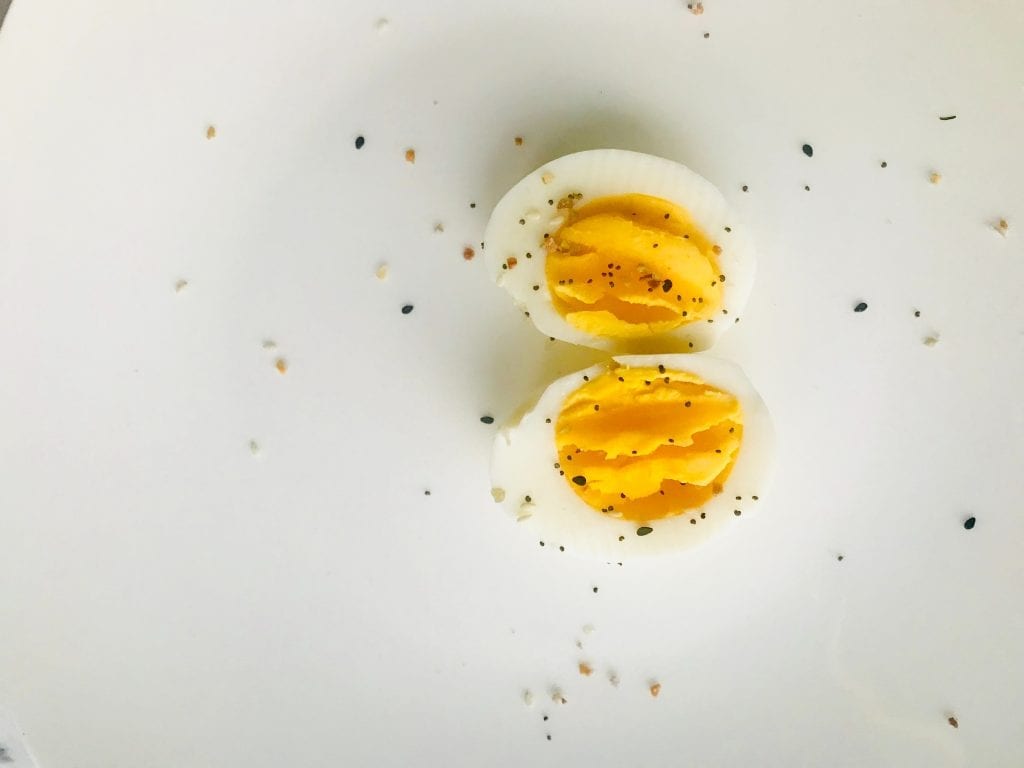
left=483, top=149, right=756, bottom=353
left=490, top=353, right=775, bottom=561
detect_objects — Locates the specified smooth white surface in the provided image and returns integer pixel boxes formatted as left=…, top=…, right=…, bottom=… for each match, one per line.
left=1, top=1, right=1023, bottom=766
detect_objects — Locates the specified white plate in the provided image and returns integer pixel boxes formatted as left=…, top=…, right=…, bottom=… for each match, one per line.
left=1, top=1, right=1023, bottom=766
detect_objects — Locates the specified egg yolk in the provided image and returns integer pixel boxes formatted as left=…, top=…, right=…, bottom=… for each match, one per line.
left=544, top=193, right=724, bottom=338
left=555, top=366, right=742, bottom=522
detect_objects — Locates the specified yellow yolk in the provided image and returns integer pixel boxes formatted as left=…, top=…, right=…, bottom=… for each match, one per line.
left=544, top=193, right=724, bottom=338
left=555, top=366, right=743, bottom=522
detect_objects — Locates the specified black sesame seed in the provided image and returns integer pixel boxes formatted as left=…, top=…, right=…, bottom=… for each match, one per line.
left=658, top=364, right=666, bottom=374
left=401, top=304, right=414, bottom=314
left=733, top=509, right=742, bottom=516
left=559, top=546, right=565, bottom=552
left=636, top=526, right=653, bottom=537
left=742, top=185, right=749, bottom=192
left=662, top=279, right=673, bottom=292
left=914, top=310, right=921, bottom=317
left=802, top=143, right=813, bottom=157
left=354, top=135, right=365, bottom=149
left=724, top=226, right=732, bottom=232
left=963, top=516, right=976, bottom=530
left=939, top=115, right=957, bottom=121
left=572, top=475, right=587, bottom=486
left=854, top=301, right=868, bottom=313
left=592, top=586, right=598, bottom=593
left=881, top=161, right=888, bottom=168
left=480, top=415, right=494, bottom=424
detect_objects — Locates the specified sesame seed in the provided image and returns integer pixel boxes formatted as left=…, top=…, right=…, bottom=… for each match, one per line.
left=572, top=475, right=587, bottom=486
left=401, top=304, right=414, bottom=314
left=354, top=136, right=365, bottom=149
left=963, top=516, right=976, bottom=530
left=636, top=526, right=653, bottom=536
left=480, top=415, right=495, bottom=424
left=802, top=143, right=814, bottom=157
left=854, top=301, right=868, bottom=313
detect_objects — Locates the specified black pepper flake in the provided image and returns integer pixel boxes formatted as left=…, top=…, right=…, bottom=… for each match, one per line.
left=939, top=115, right=957, bottom=121
left=880, top=161, right=888, bottom=168
left=804, top=185, right=810, bottom=191
left=963, top=516, right=976, bottom=530
left=539, top=541, right=545, bottom=546
left=572, top=475, right=587, bottom=486
left=545, top=418, right=552, bottom=424
left=690, top=519, right=696, bottom=525
left=802, top=143, right=814, bottom=157
left=593, top=404, right=600, bottom=411
left=742, top=185, right=749, bottom=192
left=664, top=213, right=670, bottom=219
left=559, top=546, right=565, bottom=552
left=354, top=135, right=365, bottom=149
left=733, top=509, right=742, bottom=516
left=480, top=415, right=495, bottom=424
left=470, top=202, right=476, bottom=208
left=546, top=734, right=552, bottom=741
left=424, top=490, right=431, bottom=496
left=854, top=301, right=868, bottom=313
left=592, top=586, right=598, bottom=593
left=724, top=226, right=732, bottom=232
left=662, top=279, right=673, bottom=293
left=658, top=364, right=666, bottom=374
left=636, top=526, right=653, bottom=537
left=837, top=554, right=844, bottom=562
left=533, top=285, right=540, bottom=291
left=401, top=304, right=414, bottom=314
left=543, top=715, right=549, bottom=721
left=914, top=309, right=921, bottom=318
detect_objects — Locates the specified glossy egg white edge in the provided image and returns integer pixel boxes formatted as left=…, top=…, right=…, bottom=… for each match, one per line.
left=490, top=353, right=775, bottom=561
left=483, top=149, right=757, bottom=353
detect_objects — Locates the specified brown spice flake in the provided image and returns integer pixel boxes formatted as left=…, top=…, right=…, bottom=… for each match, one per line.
left=947, top=715, right=958, bottom=728
left=405, top=148, right=416, bottom=164
left=274, top=358, right=288, bottom=374
left=514, top=136, right=524, bottom=146
left=463, top=246, right=475, bottom=261
left=506, top=256, right=518, bottom=270
left=578, top=662, right=593, bottom=677
left=929, top=171, right=942, bottom=185
left=649, top=682, right=661, bottom=698
left=205, top=125, right=216, bottom=140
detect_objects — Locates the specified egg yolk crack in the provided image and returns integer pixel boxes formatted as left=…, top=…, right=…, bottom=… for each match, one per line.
left=555, top=366, right=742, bottom=522
left=545, top=193, right=724, bottom=338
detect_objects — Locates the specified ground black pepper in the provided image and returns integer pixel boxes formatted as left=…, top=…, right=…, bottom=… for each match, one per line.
left=854, top=301, right=868, bottom=313
left=963, top=516, right=976, bottom=530
left=802, top=143, right=813, bottom=157
left=354, top=136, right=365, bottom=149
left=480, top=415, right=495, bottom=424
left=401, top=304, right=414, bottom=314
left=636, top=526, right=653, bottom=536
left=572, top=475, right=587, bottom=486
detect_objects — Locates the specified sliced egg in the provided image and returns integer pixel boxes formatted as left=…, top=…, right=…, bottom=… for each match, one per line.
left=490, top=353, right=774, bottom=560
left=484, top=150, right=756, bottom=352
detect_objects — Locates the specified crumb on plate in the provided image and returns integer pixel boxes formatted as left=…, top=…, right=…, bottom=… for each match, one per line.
left=649, top=682, right=661, bottom=698
left=463, top=246, right=475, bottom=261
left=578, top=662, right=593, bottom=677
left=275, top=358, right=288, bottom=374
left=514, top=136, right=524, bottom=146
left=929, top=171, right=942, bottom=185
left=405, top=148, right=416, bottom=164
left=205, top=125, right=216, bottom=140
left=376, top=263, right=390, bottom=280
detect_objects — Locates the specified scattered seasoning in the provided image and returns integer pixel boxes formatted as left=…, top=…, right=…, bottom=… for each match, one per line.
left=688, top=1, right=704, bottom=14
left=804, top=185, right=811, bottom=191
left=741, top=185, right=749, bottom=192
left=262, top=339, right=277, bottom=350
left=559, top=545, right=565, bottom=552
left=996, top=219, right=1009, bottom=236
left=649, top=682, right=661, bottom=698
left=703, top=31, right=710, bottom=38
left=618, top=535, right=625, bottom=541
left=523, top=690, right=534, bottom=707
left=400, top=304, right=415, bottom=315
left=424, top=490, right=431, bottom=496
left=923, top=335, right=940, bottom=347
left=405, top=148, right=416, bottom=164
left=541, top=171, right=555, bottom=184
left=205, top=125, right=216, bottom=140
left=174, top=279, right=189, bottom=293
left=963, top=516, right=976, bottom=530
left=543, top=715, right=548, bottom=721
left=837, top=554, right=844, bottom=562
left=375, top=263, right=390, bottom=280
left=854, top=301, right=868, bottom=313
left=249, top=440, right=260, bottom=456
left=939, top=115, right=957, bottom=121
left=546, top=735, right=552, bottom=741
left=572, top=475, right=587, bottom=486
left=462, top=246, right=475, bottom=261
left=433, top=222, right=444, bottom=233
left=636, top=526, right=653, bottom=536
left=480, top=415, right=495, bottom=424
left=514, top=136, right=524, bottom=146
left=582, top=624, right=595, bottom=634
left=733, top=509, right=742, bottom=516
left=947, top=715, right=959, bottom=728
left=880, top=161, right=888, bottom=168
left=578, top=662, right=593, bottom=676
left=929, top=171, right=943, bottom=185
left=802, top=143, right=814, bottom=157
left=592, top=586, right=598, bottom=593
left=913, top=309, right=921, bottom=318
left=470, top=202, right=476, bottom=208
left=274, top=358, right=288, bottom=374
left=489, top=488, right=506, bottom=504
left=354, top=136, right=365, bottom=149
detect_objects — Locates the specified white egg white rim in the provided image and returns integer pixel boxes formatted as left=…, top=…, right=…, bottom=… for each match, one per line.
left=483, top=149, right=757, bottom=353
left=490, top=353, right=775, bottom=561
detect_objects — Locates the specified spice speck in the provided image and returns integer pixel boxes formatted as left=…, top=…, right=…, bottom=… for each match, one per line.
left=405, top=148, right=416, bottom=164
left=802, top=143, right=813, bottom=157
left=649, top=682, right=661, bottom=698
left=249, top=440, right=260, bottom=456
left=354, top=136, right=365, bottom=150
left=514, top=136, right=524, bottom=146
left=463, top=246, right=475, bottom=261
left=854, top=301, right=868, bottom=313
left=480, top=415, right=495, bottom=424
left=274, top=358, right=288, bottom=374
left=939, top=115, right=957, bottom=121
left=205, top=125, right=216, bottom=140
left=923, top=335, right=940, bottom=347
left=401, top=304, right=414, bottom=315
left=963, top=516, right=976, bottom=530
left=948, top=715, right=959, bottom=728
left=578, top=662, right=593, bottom=677
left=688, top=1, right=704, bottom=14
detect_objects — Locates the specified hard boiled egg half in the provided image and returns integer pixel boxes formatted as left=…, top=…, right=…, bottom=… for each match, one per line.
left=484, top=150, right=756, bottom=352
left=491, top=354, right=774, bottom=561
